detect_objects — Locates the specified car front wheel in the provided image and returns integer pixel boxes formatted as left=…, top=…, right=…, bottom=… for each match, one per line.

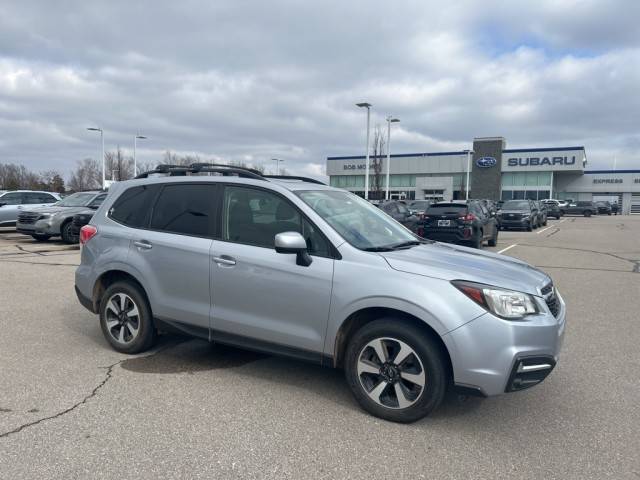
left=99, top=281, right=157, bottom=354
left=344, top=319, right=447, bottom=423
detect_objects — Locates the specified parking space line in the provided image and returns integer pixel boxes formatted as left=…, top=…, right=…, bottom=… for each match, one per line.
left=536, top=225, right=554, bottom=234
left=497, top=244, right=518, bottom=254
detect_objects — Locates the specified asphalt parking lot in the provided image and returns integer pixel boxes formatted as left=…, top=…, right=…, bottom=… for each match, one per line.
left=1, top=217, right=639, bottom=479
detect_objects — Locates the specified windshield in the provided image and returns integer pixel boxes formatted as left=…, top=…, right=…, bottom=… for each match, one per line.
left=502, top=200, right=530, bottom=210
left=296, top=190, right=417, bottom=250
left=56, top=192, right=96, bottom=207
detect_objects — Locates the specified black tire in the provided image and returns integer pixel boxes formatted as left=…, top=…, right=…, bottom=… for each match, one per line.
left=99, top=281, right=157, bottom=354
left=344, top=319, right=448, bottom=423
left=470, top=230, right=483, bottom=249
left=526, top=221, right=533, bottom=232
left=60, top=221, right=78, bottom=244
left=608, top=212, right=611, bottom=216
left=543, top=218, right=548, bottom=226
left=555, top=215, right=561, bottom=220
left=584, top=210, right=591, bottom=217
left=31, top=234, right=51, bottom=242
left=488, top=228, right=498, bottom=247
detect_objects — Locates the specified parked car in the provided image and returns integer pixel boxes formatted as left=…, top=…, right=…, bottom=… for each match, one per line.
left=564, top=201, right=597, bottom=217
left=70, top=211, right=95, bottom=239
left=541, top=200, right=562, bottom=219
left=407, top=200, right=431, bottom=217
left=0, top=190, right=61, bottom=227
left=595, top=201, right=612, bottom=215
left=534, top=201, right=548, bottom=227
left=378, top=200, right=421, bottom=233
left=16, top=191, right=107, bottom=242
left=420, top=200, right=498, bottom=248
left=75, top=164, right=565, bottom=423
left=497, top=200, right=538, bottom=231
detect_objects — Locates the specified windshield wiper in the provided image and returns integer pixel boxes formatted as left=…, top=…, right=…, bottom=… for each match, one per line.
left=362, top=246, right=396, bottom=252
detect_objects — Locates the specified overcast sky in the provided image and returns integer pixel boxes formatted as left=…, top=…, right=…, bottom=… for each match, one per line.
left=1, top=0, right=639, bottom=179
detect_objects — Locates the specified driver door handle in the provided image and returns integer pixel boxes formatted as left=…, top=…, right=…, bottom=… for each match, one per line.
left=212, top=255, right=236, bottom=266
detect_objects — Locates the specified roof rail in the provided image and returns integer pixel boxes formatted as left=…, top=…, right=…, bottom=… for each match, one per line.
left=189, top=163, right=264, bottom=175
left=135, top=164, right=265, bottom=180
left=263, top=175, right=326, bottom=185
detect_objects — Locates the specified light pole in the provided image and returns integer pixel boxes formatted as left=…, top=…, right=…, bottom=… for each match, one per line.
left=465, top=149, right=474, bottom=200
left=385, top=116, right=400, bottom=200
left=87, top=127, right=104, bottom=189
left=272, top=158, right=284, bottom=175
left=356, top=102, right=372, bottom=199
left=134, top=134, right=147, bottom=176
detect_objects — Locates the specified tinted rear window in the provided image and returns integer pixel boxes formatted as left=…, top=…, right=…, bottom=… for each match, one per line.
left=426, top=204, right=467, bottom=215
left=109, top=185, right=158, bottom=228
left=150, top=184, right=216, bottom=237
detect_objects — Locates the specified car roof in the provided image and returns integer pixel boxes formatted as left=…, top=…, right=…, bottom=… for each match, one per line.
left=109, top=175, right=337, bottom=196
left=0, top=190, right=61, bottom=195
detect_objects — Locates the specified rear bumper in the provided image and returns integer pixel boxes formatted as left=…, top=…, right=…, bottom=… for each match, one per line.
left=443, top=289, right=566, bottom=396
left=423, top=228, right=472, bottom=243
left=75, top=285, right=96, bottom=313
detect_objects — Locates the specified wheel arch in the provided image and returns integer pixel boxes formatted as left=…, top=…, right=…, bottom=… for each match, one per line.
left=332, top=307, right=453, bottom=381
left=92, top=269, right=150, bottom=313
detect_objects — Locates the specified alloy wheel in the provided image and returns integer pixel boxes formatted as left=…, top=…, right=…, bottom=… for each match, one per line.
left=104, top=292, right=141, bottom=344
left=357, top=337, right=426, bottom=409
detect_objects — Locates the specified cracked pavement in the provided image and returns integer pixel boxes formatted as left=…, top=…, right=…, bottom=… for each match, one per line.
left=0, top=217, right=639, bottom=479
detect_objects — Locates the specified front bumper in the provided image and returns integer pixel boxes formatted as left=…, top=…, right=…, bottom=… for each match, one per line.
left=16, top=219, right=58, bottom=236
left=443, top=289, right=566, bottom=396
left=499, top=217, right=531, bottom=229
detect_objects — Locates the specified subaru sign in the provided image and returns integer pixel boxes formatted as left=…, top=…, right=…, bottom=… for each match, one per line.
left=476, top=157, right=497, bottom=168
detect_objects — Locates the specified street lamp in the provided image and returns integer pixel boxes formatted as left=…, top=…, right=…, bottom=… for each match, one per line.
left=356, top=102, right=372, bottom=200
left=465, top=149, right=474, bottom=200
left=134, top=134, right=147, bottom=176
left=272, top=158, right=284, bottom=175
left=385, top=116, right=400, bottom=200
left=87, top=127, right=105, bottom=189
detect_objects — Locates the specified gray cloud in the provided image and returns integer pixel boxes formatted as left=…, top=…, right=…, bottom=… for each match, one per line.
left=0, top=0, right=638, bottom=180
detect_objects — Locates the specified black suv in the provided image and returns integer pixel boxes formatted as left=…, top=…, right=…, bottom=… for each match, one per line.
left=378, top=200, right=420, bottom=233
left=421, top=200, right=498, bottom=248
left=497, top=200, right=538, bottom=231
left=542, top=200, right=562, bottom=219
left=564, top=201, right=597, bottom=217
left=595, top=201, right=612, bottom=215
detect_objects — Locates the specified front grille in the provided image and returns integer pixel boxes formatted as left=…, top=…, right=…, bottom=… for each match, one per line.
left=541, top=282, right=559, bottom=317
left=18, top=212, right=40, bottom=224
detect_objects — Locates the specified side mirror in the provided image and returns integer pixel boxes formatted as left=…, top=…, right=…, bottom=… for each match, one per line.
left=89, top=204, right=100, bottom=210
left=274, top=231, right=312, bottom=267
left=0, top=202, right=6, bottom=207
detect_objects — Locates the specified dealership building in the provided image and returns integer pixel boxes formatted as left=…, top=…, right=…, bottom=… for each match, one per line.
left=327, top=137, right=640, bottom=214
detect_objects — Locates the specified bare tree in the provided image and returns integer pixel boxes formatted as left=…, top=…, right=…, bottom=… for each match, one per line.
left=0, top=163, right=43, bottom=190
left=105, top=147, right=134, bottom=181
left=68, top=158, right=101, bottom=191
left=370, top=125, right=386, bottom=200
left=40, top=170, right=66, bottom=193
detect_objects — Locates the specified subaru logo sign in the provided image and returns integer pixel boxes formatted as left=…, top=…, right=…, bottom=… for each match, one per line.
left=476, top=156, right=497, bottom=168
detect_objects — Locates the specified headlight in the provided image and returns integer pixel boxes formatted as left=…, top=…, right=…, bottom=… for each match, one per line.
left=38, top=213, right=52, bottom=220
left=452, top=280, right=539, bottom=320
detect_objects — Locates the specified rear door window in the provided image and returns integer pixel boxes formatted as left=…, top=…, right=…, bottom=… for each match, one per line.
left=0, top=192, right=23, bottom=205
left=149, top=184, right=216, bottom=237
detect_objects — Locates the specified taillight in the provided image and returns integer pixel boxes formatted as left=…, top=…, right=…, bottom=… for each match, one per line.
left=80, top=225, right=97, bottom=245
left=459, top=213, right=476, bottom=222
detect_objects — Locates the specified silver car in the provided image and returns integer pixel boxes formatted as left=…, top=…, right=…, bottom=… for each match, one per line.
left=75, top=166, right=565, bottom=423
left=16, top=191, right=107, bottom=242
left=0, top=190, right=61, bottom=227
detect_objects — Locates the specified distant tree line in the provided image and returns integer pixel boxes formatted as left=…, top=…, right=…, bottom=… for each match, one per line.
left=1, top=149, right=269, bottom=192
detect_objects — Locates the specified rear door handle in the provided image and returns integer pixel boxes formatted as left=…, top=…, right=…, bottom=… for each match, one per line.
left=133, top=240, right=153, bottom=250
left=212, top=255, right=236, bottom=266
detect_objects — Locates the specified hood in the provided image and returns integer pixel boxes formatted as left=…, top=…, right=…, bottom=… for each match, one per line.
left=380, top=242, right=550, bottom=296
left=498, top=209, right=532, bottom=215
left=22, top=205, right=89, bottom=215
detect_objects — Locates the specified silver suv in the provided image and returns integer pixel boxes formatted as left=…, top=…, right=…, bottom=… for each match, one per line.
left=75, top=165, right=566, bottom=423
left=17, top=191, right=107, bottom=242
left=0, top=190, right=61, bottom=227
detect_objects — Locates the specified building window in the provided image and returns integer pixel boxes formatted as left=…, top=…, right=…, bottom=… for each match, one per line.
left=501, top=190, right=513, bottom=201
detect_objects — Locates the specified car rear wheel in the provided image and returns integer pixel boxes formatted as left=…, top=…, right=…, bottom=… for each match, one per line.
left=344, top=319, right=447, bottom=423
left=31, top=234, right=50, bottom=242
left=61, top=221, right=78, bottom=244
left=99, top=281, right=157, bottom=354
left=584, top=210, right=591, bottom=217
